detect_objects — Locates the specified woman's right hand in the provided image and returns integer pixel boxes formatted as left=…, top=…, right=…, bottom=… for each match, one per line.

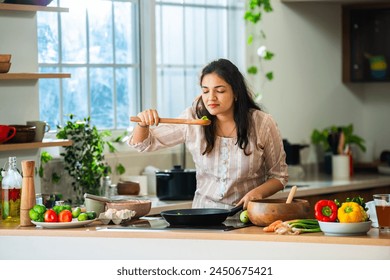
left=137, top=109, right=160, bottom=127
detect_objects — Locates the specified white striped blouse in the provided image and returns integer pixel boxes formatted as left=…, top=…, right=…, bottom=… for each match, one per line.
left=129, top=107, right=288, bottom=209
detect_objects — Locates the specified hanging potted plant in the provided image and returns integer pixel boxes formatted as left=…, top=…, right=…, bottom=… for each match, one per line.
left=56, top=114, right=116, bottom=204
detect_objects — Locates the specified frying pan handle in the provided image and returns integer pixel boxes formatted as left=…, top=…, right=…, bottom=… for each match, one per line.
left=228, top=204, right=243, bottom=216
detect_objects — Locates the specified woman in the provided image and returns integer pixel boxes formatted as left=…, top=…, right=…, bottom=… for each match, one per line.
left=129, top=58, right=288, bottom=209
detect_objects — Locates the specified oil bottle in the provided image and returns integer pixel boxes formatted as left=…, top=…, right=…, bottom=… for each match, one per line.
left=1, top=157, right=22, bottom=222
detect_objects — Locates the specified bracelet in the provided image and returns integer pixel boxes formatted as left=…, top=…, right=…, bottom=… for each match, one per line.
left=137, top=123, right=149, bottom=128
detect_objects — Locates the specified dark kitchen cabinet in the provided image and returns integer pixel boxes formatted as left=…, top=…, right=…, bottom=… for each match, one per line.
left=343, top=3, right=390, bottom=82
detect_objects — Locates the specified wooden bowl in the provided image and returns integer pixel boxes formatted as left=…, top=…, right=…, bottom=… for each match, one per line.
left=106, top=199, right=151, bottom=218
left=117, top=181, right=140, bottom=195
left=0, top=54, right=11, bottom=63
left=247, top=199, right=311, bottom=226
left=0, top=62, right=11, bottom=73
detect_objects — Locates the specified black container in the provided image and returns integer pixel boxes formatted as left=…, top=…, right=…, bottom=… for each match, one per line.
left=156, top=165, right=196, bottom=200
left=283, top=139, right=309, bottom=165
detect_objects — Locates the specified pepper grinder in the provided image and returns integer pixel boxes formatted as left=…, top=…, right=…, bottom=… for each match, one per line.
left=20, top=160, right=36, bottom=226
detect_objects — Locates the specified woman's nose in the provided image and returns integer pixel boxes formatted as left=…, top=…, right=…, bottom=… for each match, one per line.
left=208, top=91, right=217, bottom=100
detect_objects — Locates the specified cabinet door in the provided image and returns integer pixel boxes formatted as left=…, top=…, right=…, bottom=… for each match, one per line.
left=343, top=4, right=390, bottom=83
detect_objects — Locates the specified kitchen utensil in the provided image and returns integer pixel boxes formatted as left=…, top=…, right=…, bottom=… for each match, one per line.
left=318, top=220, right=372, bottom=236
left=282, top=139, right=308, bottom=165
left=117, top=180, right=140, bottom=196
left=160, top=205, right=243, bottom=226
left=0, top=62, right=11, bottom=73
left=130, top=116, right=211, bottom=126
left=285, top=185, right=297, bottom=204
left=84, top=193, right=112, bottom=203
left=20, top=160, right=36, bottom=226
left=156, top=165, right=196, bottom=200
left=0, top=125, right=16, bottom=144
left=84, top=193, right=152, bottom=218
left=7, top=125, right=36, bottom=143
left=4, top=0, right=53, bottom=6
left=26, top=121, right=50, bottom=142
left=106, top=200, right=151, bottom=218
left=337, top=131, right=345, bottom=155
left=0, top=54, right=11, bottom=63
left=247, top=199, right=310, bottom=226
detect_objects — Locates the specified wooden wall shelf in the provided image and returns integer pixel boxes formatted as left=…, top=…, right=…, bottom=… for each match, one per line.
left=0, top=3, right=68, bottom=13
left=0, top=73, right=71, bottom=80
left=0, top=139, right=72, bottom=152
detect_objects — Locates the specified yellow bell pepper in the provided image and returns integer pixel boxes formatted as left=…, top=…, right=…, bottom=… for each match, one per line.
left=337, top=202, right=368, bottom=223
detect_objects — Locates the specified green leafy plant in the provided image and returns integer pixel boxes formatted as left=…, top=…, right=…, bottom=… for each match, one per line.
left=244, top=0, right=274, bottom=100
left=311, top=124, right=366, bottom=153
left=56, top=114, right=122, bottom=203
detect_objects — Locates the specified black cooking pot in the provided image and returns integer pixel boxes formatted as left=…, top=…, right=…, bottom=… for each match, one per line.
left=283, top=139, right=309, bottom=165
left=156, top=165, right=196, bottom=200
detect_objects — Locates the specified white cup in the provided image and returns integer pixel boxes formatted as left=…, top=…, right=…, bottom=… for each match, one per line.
left=332, top=155, right=350, bottom=180
left=26, top=121, right=50, bottom=142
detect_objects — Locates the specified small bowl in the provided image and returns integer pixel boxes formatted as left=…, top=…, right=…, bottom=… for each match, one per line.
left=0, top=62, right=11, bottom=73
left=7, top=125, right=36, bottom=143
left=318, top=221, right=372, bottom=236
left=106, top=199, right=151, bottom=218
left=0, top=54, right=11, bottom=63
left=117, top=181, right=140, bottom=195
left=247, top=199, right=311, bottom=226
left=3, top=0, right=54, bottom=6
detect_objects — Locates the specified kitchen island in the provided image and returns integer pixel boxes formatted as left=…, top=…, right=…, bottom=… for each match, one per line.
left=0, top=173, right=389, bottom=260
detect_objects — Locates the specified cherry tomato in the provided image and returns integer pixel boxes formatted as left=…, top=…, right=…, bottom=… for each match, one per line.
left=58, top=210, right=73, bottom=223
left=44, top=209, right=58, bottom=223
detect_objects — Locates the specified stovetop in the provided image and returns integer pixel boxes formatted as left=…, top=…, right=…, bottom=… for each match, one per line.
left=100, top=216, right=250, bottom=231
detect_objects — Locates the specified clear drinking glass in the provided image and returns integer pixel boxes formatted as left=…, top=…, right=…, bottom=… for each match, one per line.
left=373, top=194, right=390, bottom=233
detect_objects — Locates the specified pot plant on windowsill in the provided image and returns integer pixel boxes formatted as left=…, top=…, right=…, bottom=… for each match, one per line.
left=311, top=124, right=366, bottom=174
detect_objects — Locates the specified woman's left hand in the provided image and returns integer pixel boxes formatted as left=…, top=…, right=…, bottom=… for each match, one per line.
left=237, top=188, right=264, bottom=210
left=237, top=179, right=284, bottom=209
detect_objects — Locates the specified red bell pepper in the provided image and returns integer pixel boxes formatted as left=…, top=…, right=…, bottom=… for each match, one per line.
left=314, top=200, right=338, bottom=222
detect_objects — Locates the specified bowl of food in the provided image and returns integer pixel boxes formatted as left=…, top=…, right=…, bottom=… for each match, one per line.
left=247, top=198, right=311, bottom=226
left=318, top=220, right=372, bottom=236
left=106, top=199, right=151, bottom=218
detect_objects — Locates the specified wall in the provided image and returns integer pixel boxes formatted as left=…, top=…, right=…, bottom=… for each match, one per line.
left=247, top=1, right=390, bottom=162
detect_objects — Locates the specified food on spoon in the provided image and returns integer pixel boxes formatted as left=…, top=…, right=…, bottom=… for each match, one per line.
left=201, top=116, right=209, bottom=121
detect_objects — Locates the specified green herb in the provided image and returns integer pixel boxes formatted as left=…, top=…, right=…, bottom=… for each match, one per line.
left=201, top=116, right=209, bottom=121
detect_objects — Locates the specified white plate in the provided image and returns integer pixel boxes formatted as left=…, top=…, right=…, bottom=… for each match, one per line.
left=319, top=220, right=372, bottom=236
left=31, top=219, right=96, bottom=229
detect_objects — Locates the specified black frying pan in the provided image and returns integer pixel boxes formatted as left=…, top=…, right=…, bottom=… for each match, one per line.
left=160, top=205, right=243, bottom=226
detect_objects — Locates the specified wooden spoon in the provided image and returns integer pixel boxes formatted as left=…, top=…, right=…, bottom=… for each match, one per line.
left=286, top=185, right=297, bottom=204
left=130, top=116, right=211, bottom=126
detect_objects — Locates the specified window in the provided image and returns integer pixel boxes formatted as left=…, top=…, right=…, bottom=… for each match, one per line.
left=155, top=0, right=245, bottom=117
left=38, top=0, right=245, bottom=130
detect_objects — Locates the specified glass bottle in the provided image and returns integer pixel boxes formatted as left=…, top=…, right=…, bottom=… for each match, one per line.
left=102, top=176, right=112, bottom=197
left=1, top=157, right=23, bottom=222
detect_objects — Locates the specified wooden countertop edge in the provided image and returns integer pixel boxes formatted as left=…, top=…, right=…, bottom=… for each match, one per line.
left=2, top=223, right=389, bottom=247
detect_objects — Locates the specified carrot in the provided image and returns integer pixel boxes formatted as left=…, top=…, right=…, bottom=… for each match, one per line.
left=263, top=220, right=283, bottom=232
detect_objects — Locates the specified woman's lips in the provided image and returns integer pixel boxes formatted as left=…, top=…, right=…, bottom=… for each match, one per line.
left=208, top=104, right=219, bottom=109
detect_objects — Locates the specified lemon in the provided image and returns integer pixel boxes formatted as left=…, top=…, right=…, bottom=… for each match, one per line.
left=240, top=210, right=250, bottom=224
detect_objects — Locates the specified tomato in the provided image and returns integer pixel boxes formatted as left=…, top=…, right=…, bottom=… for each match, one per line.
left=58, top=210, right=73, bottom=223
left=44, top=209, right=58, bottom=223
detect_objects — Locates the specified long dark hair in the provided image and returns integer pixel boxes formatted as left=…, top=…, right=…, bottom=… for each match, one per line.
left=195, top=58, right=261, bottom=155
